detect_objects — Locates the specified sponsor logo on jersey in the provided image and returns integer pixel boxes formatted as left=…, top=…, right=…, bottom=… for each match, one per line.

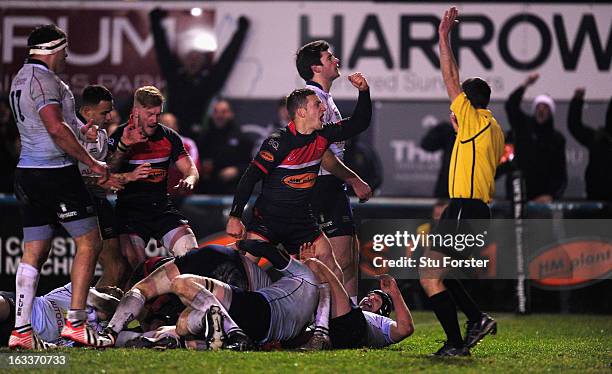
left=282, top=172, right=317, bottom=189
left=259, top=151, right=274, bottom=162
left=146, top=168, right=167, bottom=183
left=268, top=139, right=279, bottom=151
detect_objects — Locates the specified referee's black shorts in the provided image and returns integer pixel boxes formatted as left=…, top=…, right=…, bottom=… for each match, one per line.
left=430, top=198, right=490, bottom=259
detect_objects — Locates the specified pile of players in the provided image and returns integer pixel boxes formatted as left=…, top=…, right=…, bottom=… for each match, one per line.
left=3, top=7, right=499, bottom=356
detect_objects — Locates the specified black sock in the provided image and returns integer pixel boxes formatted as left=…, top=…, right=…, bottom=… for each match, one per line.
left=444, top=279, right=482, bottom=322
left=429, top=290, right=463, bottom=347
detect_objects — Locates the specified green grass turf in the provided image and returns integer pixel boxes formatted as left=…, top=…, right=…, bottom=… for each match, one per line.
left=2, top=312, right=610, bottom=373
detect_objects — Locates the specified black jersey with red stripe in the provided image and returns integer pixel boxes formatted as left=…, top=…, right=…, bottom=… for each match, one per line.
left=108, top=123, right=187, bottom=205
left=251, top=90, right=372, bottom=217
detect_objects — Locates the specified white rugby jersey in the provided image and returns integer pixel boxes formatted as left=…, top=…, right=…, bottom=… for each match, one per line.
left=10, top=59, right=84, bottom=168
left=31, top=283, right=99, bottom=343
left=305, top=81, right=343, bottom=176
left=363, top=310, right=395, bottom=348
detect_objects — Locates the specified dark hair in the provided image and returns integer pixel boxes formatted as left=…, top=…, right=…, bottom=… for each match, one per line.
left=296, top=40, right=330, bottom=81
left=277, top=96, right=287, bottom=108
left=82, top=85, right=113, bottom=107
left=369, top=289, right=394, bottom=317
left=461, top=77, right=491, bottom=109
left=286, top=88, right=316, bottom=120
left=27, top=24, right=66, bottom=47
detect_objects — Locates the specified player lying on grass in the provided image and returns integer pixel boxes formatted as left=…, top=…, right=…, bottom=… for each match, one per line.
left=298, top=242, right=414, bottom=349
left=0, top=285, right=122, bottom=347
left=101, top=244, right=272, bottom=346
left=148, top=240, right=320, bottom=351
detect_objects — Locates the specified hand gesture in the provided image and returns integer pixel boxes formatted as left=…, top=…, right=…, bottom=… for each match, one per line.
left=226, top=216, right=246, bottom=239
left=173, top=176, right=196, bottom=192
left=348, top=72, right=369, bottom=91
left=90, top=160, right=110, bottom=184
left=439, top=6, right=459, bottom=37
left=121, top=112, right=146, bottom=146
left=524, top=73, right=539, bottom=87
left=378, top=274, right=399, bottom=295
left=299, top=242, right=316, bottom=261
left=125, top=163, right=151, bottom=182
left=238, top=16, right=250, bottom=30
left=574, top=87, right=585, bottom=100
left=81, top=119, right=99, bottom=143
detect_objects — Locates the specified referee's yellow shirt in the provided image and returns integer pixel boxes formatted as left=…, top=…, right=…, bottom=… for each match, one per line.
left=448, top=93, right=505, bottom=203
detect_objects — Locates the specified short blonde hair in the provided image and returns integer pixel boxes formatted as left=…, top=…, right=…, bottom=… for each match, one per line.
left=134, top=86, right=164, bottom=108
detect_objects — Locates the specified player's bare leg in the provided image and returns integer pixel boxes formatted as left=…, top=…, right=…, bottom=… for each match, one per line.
left=96, top=237, right=130, bottom=289
left=171, top=275, right=251, bottom=350
left=328, top=234, right=358, bottom=302
left=120, top=234, right=146, bottom=269
left=107, top=261, right=181, bottom=334
left=313, top=234, right=344, bottom=285
left=61, top=227, right=118, bottom=347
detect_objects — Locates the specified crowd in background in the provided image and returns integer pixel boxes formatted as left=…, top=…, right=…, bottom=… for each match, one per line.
left=0, top=8, right=610, bottom=203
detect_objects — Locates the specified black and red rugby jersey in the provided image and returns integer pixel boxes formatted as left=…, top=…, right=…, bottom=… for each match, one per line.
left=108, top=123, right=187, bottom=204
left=251, top=91, right=371, bottom=216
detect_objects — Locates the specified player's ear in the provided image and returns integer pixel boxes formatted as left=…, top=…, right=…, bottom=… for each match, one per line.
left=311, top=64, right=322, bottom=75
left=297, top=106, right=307, bottom=119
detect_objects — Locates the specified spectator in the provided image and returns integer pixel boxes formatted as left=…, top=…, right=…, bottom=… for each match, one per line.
left=0, top=98, right=19, bottom=193
left=420, top=119, right=456, bottom=198
left=149, top=8, right=250, bottom=138
left=568, top=89, right=612, bottom=202
left=344, top=134, right=384, bottom=194
left=160, top=112, right=201, bottom=197
left=198, top=99, right=253, bottom=194
left=505, top=73, right=567, bottom=202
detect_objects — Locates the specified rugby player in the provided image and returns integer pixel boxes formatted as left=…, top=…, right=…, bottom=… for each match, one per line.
left=103, top=245, right=271, bottom=347
left=106, top=86, right=200, bottom=269
left=166, top=240, right=319, bottom=350
left=0, top=285, right=122, bottom=347
left=297, top=40, right=372, bottom=304
left=298, top=243, right=414, bottom=350
left=8, top=24, right=116, bottom=349
left=225, top=73, right=372, bottom=284
left=77, top=85, right=150, bottom=289
left=419, top=7, right=504, bottom=356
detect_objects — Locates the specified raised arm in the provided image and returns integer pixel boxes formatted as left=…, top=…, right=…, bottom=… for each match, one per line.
left=323, top=73, right=371, bottom=142
left=438, top=7, right=461, bottom=102
left=567, top=88, right=595, bottom=147
left=204, top=16, right=250, bottom=93
left=149, top=8, right=180, bottom=79
left=379, top=274, right=414, bottom=342
left=506, top=73, right=539, bottom=129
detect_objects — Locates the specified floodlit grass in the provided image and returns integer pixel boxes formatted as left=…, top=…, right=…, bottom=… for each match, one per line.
left=2, top=312, right=610, bottom=373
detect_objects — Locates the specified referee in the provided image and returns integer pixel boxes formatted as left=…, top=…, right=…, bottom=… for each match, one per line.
left=419, top=7, right=504, bottom=357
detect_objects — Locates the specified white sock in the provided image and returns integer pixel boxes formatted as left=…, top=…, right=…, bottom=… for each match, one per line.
left=67, top=309, right=88, bottom=325
left=314, top=284, right=330, bottom=336
left=14, top=263, right=39, bottom=328
left=108, top=289, right=145, bottom=333
left=350, top=296, right=358, bottom=305
left=190, top=290, right=241, bottom=335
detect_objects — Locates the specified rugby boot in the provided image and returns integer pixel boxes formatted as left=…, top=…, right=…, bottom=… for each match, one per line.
left=464, top=313, right=497, bottom=348
left=9, top=325, right=57, bottom=350
left=61, top=320, right=116, bottom=348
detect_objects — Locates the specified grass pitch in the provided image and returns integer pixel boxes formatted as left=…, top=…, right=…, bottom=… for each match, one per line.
left=2, top=312, right=610, bottom=373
